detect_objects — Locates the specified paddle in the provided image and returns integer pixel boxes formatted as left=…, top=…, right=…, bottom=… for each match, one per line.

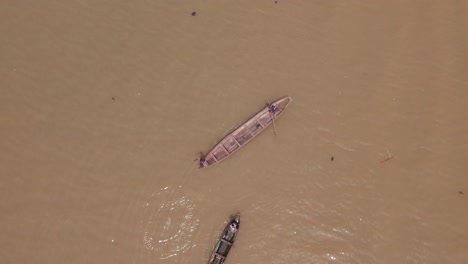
left=266, top=100, right=277, bottom=136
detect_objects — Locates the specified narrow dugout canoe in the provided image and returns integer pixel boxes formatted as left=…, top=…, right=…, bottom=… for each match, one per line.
left=207, top=214, right=240, bottom=264
left=199, top=96, right=292, bottom=168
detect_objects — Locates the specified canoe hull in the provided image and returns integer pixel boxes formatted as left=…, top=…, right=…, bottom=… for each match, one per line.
left=200, top=96, right=292, bottom=168
left=208, top=214, right=240, bottom=264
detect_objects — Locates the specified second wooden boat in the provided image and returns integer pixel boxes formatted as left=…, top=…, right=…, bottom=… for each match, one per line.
left=207, top=214, right=240, bottom=264
left=199, top=96, right=292, bottom=168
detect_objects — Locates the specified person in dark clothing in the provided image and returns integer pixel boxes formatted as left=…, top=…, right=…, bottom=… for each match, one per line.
left=269, top=104, right=277, bottom=113
left=199, top=157, right=207, bottom=168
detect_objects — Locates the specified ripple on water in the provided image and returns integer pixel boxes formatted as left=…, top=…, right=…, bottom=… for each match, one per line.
left=139, top=186, right=199, bottom=261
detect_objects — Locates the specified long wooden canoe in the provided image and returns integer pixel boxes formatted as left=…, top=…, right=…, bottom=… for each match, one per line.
left=199, top=96, right=292, bottom=168
left=207, top=214, right=240, bottom=264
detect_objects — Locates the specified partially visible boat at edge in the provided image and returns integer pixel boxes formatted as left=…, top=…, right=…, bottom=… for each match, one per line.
left=208, top=214, right=240, bottom=264
left=199, top=96, right=293, bottom=168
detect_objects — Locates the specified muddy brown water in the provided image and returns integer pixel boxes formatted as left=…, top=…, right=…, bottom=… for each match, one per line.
left=1, top=1, right=467, bottom=263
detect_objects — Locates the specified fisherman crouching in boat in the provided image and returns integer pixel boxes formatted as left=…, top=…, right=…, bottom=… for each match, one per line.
left=199, top=157, right=208, bottom=168
left=230, top=222, right=238, bottom=231
left=224, top=220, right=239, bottom=240
left=269, top=104, right=277, bottom=113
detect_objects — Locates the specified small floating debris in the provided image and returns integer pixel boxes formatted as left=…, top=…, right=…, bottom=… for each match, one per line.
left=191, top=12, right=197, bottom=16
left=459, top=191, right=464, bottom=195
left=331, top=156, right=334, bottom=161
left=112, top=97, right=115, bottom=100
left=380, top=150, right=394, bottom=163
